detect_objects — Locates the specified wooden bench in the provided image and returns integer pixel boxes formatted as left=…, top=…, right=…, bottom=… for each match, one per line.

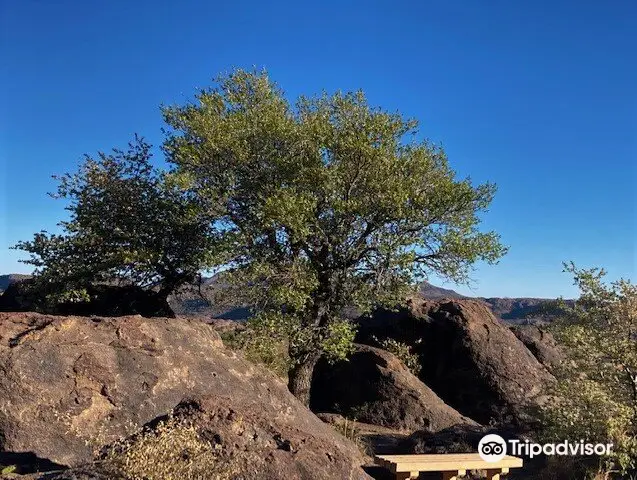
left=374, top=453, right=523, bottom=480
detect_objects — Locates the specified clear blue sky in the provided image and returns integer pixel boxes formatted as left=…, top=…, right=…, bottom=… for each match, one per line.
left=1, top=0, right=635, bottom=298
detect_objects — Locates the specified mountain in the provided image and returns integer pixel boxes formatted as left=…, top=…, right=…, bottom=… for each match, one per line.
left=417, top=281, right=567, bottom=324
left=418, top=281, right=468, bottom=300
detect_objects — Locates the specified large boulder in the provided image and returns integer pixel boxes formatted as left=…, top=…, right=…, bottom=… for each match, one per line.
left=0, top=312, right=370, bottom=479
left=310, top=343, right=477, bottom=432
left=510, top=325, right=563, bottom=372
left=356, top=299, right=554, bottom=426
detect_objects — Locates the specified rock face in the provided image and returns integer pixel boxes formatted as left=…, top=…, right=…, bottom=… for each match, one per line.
left=310, top=343, right=477, bottom=432
left=357, top=299, right=554, bottom=426
left=510, top=325, right=563, bottom=372
left=0, top=312, right=370, bottom=479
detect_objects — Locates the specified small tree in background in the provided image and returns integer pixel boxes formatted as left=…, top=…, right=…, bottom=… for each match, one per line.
left=541, top=262, right=637, bottom=476
left=15, top=136, right=221, bottom=310
left=163, top=69, right=507, bottom=404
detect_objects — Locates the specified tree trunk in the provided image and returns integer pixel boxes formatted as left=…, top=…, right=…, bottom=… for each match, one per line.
left=288, top=353, right=321, bottom=407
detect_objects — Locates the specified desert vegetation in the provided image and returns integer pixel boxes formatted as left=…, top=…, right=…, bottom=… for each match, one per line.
left=1, top=70, right=634, bottom=480
left=541, top=263, right=637, bottom=477
left=14, top=136, right=220, bottom=312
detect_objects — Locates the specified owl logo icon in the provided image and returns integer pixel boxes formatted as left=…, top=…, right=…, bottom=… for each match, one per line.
left=479, top=434, right=507, bottom=462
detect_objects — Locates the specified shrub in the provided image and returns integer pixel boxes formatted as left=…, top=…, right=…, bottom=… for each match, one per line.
left=99, top=415, right=235, bottom=480
left=540, top=262, right=637, bottom=477
left=219, top=319, right=291, bottom=380
left=331, top=416, right=371, bottom=456
left=375, top=336, right=422, bottom=375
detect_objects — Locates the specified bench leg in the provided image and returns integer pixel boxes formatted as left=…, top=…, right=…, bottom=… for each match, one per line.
left=441, top=470, right=466, bottom=480
left=485, top=469, right=504, bottom=480
left=395, top=472, right=419, bottom=480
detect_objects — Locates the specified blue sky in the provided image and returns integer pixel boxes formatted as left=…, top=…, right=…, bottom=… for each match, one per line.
left=1, top=0, right=635, bottom=298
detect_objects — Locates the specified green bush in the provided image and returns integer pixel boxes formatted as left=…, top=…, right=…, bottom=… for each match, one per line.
left=540, top=263, right=637, bottom=477
left=219, top=320, right=291, bottom=381
left=375, top=336, right=421, bottom=375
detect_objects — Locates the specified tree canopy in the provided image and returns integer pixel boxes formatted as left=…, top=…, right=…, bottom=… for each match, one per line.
left=16, top=136, right=220, bottom=308
left=162, top=70, right=507, bottom=403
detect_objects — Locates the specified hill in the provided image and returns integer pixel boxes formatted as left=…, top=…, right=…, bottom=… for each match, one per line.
left=418, top=281, right=468, bottom=299
left=419, top=281, right=568, bottom=324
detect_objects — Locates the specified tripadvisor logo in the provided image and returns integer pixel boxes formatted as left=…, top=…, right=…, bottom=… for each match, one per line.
left=478, top=434, right=614, bottom=462
left=478, top=434, right=507, bottom=462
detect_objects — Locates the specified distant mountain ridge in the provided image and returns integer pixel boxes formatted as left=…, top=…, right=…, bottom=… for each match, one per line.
left=419, top=280, right=569, bottom=324
left=418, top=281, right=468, bottom=299
left=0, top=273, right=570, bottom=323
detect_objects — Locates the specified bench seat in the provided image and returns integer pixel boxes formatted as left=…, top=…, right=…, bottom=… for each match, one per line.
left=374, top=453, right=523, bottom=480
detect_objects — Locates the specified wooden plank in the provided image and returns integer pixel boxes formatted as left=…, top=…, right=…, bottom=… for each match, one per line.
left=374, top=453, right=523, bottom=472
left=376, top=453, right=518, bottom=462
left=393, top=459, right=519, bottom=472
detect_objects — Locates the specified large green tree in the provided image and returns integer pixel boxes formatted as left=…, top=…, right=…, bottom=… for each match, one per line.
left=16, top=136, right=220, bottom=309
left=163, top=70, right=507, bottom=404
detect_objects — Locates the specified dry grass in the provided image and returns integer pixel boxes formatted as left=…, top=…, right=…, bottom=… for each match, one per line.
left=330, top=416, right=372, bottom=457
left=97, top=415, right=236, bottom=480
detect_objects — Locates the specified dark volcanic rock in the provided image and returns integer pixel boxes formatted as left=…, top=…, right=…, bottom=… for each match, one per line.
left=311, top=343, right=477, bottom=432
left=357, top=299, right=554, bottom=426
left=0, top=312, right=370, bottom=479
left=510, top=325, right=563, bottom=372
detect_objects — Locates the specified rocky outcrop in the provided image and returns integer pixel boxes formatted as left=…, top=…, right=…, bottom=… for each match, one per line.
left=357, top=299, right=554, bottom=426
left=0, top=312, right=370, bottom=479
left=310, top=343, right=477, bottom=432
left=510, top=325, right=563, bottom=372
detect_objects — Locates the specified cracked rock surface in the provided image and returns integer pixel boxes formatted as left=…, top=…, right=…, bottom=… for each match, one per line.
left=0, top=312, right=370, bottom=479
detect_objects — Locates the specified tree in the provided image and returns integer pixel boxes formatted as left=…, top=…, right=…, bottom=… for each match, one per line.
left=162, top=70, right=507, bottom=404
left=15, top=136, right=220, bottom=311
left=541, top=263, right=637, bottom=476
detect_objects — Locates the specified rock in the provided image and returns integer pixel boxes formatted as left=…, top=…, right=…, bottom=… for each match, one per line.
left=510, top=325, right=563, bottom=372
left=0, top=312, right=370, bottom=479
left=310, top=343, right=477, bottom=432
left=356, top=299, right=554, bottom=426
left=206, top=317, right=247, bottom=334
